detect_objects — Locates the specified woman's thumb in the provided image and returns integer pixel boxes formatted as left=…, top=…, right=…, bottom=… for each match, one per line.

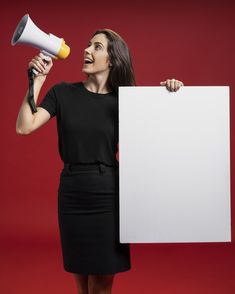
left=160, top=81, right=166, bottom=86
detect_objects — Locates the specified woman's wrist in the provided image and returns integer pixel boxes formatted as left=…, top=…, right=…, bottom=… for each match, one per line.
left=34, top=74, right=47, bottom=85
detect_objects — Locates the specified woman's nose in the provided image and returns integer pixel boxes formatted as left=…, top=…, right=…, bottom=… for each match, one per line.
left=84, top=47, right=92, bottom=55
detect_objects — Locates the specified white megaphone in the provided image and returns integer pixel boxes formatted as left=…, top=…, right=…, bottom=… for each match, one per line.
left=11, top=14, right=70, bottom=63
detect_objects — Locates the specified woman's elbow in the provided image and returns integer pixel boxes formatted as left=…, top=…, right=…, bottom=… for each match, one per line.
left=16, top=127, right=31, bottom=135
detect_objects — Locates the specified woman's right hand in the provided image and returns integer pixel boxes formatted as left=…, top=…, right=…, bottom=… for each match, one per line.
left=28, top=52, right=53, bottom=79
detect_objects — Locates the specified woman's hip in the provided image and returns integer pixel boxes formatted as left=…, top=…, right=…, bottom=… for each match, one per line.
left=58, top=162, right=119, bottom=214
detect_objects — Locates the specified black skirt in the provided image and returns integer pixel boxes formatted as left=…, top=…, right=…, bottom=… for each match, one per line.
left=58, top=162, right=131, bottom=275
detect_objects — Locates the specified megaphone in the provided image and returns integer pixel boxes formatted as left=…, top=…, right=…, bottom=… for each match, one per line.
left=11, top=14, right=70, bottom=114
left=11, top=14, right=70, bottom=60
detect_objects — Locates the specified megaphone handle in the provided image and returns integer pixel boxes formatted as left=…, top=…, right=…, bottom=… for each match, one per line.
left=27, top=68, right=38, bottom=114
left=32, top=68, right=39, bottom=75
left=31, top=50, right=54, bottom=75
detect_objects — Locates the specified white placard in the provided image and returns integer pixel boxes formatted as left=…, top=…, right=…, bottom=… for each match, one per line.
left=118, top=86, right=231, bottom=243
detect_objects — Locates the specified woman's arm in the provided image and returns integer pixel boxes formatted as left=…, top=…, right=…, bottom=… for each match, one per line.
left=16, top=53, right=53, bottom=135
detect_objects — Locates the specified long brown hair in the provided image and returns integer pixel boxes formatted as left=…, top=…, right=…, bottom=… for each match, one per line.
left=91, top=29, right=136, bottom=94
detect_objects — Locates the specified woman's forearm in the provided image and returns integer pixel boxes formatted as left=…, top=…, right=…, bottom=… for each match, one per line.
left=16, top=76, right=46, bottom=134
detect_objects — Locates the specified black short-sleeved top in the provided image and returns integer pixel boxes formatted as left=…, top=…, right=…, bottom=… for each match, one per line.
left=38, top=81, right=119, bottom=167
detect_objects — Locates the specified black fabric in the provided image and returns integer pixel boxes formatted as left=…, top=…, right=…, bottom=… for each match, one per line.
left=38, top=81, right=119, bottom=167
left=27, top=68, right=38, bottom=114
left=58, top=163, right=131, bottom=274
left=38, top=81, right=131, bottom=274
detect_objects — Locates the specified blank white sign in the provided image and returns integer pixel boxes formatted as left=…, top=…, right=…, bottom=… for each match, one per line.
left=118, top=86, right=231, bottom=243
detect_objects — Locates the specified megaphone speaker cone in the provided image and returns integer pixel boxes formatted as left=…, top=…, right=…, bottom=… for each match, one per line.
left=11, top=14, right=29, bottom=45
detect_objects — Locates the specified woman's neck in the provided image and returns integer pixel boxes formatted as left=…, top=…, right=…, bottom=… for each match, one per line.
left=84, top=75, right=111, bottom=94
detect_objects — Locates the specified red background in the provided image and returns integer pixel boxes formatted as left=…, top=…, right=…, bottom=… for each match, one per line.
left=1, top=0, right=235, bottom=293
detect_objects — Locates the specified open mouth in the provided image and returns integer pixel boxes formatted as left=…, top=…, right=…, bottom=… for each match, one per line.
left=84, top=58, right=94, bottom=64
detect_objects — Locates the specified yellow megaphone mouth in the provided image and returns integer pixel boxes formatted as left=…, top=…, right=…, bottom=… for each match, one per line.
left=57, top=39, right=70, bottom=59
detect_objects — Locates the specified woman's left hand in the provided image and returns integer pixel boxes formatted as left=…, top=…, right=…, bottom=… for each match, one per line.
left=160, top=78, right=184, bottom=92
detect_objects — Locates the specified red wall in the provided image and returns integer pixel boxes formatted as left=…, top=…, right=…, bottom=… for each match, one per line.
left=1, top=0, right=235, bottom=293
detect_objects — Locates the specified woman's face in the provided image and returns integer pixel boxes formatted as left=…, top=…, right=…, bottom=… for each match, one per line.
left=82, top=33, right=111, bottom=76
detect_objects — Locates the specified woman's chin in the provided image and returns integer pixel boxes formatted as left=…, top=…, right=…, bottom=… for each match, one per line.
left=82, top=68, right=90, bottom=74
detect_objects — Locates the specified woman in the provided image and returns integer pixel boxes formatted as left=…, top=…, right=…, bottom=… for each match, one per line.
left=16, top=29, right=184, bottom=294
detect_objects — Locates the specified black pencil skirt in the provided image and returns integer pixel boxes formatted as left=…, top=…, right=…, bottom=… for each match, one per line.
left=57, top=162, right=131, bottom=275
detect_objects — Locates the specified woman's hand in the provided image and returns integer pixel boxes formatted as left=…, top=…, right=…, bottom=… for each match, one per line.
left=160, top=79, right=184, bottom=92
left=28, top=52, right=53, bottom=80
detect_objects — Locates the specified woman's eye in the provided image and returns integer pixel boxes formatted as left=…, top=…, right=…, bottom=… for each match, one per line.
left=86, top=44, right=102, bottom=50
